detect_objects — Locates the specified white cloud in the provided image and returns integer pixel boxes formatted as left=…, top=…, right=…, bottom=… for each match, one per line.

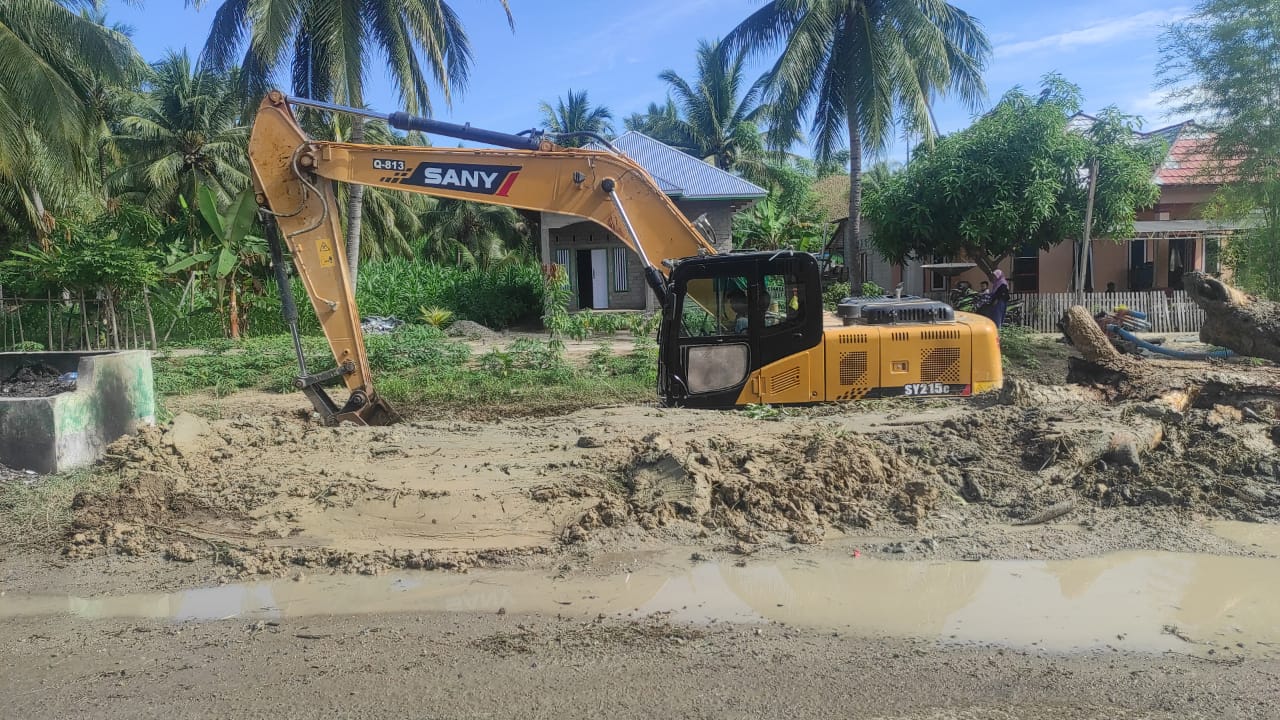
left=996, top=9, right=1189, bottom=58
left=1130, top=89, right=1172, bottom=120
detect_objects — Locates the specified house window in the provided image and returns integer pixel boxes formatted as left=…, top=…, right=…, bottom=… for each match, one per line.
left=610, top=247, right=629, bottom=292
left=1011, top=242, right=1039, bottom=294
left=929, top=255, right=947, bottom=291
left=554, top=248, right=574, bottom=291
left=1205, top=236, right=1222, bottom=274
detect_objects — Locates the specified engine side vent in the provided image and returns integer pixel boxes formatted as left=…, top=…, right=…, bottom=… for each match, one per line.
left=839, top=351, right=868, bottom=386
left=838, top=333, right=869, bottom=344
left=921, top=329, right=961, bottom=341
left=921, top=347, right=961, bottom=382
left=890, top=331, right=909, bottom=342
left=861, top=300, right=955, bottom=325
left=770, top=366, right=801, bottom=393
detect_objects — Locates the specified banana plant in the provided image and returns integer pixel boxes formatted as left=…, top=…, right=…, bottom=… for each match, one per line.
left=165, top=185, right=265, bottom=339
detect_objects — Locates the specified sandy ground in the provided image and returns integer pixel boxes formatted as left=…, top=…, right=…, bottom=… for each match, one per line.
left=3, top=609, right=1279, bottom=720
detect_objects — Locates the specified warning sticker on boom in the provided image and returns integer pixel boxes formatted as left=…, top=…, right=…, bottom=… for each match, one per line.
left=317, top=237, right=336, bottom=267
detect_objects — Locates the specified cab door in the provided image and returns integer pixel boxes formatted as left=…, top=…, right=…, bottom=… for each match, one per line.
left=659, top=257, right=759, bottom=408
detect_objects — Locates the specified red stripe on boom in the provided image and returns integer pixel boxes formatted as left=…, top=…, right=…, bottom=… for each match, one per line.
left=495, top=172, right=520, bottom=196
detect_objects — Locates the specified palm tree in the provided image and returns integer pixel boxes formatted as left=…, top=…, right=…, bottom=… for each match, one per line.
left=538, top=90, right=613, bottom=147
left=194, top=0, right=512, bottom=285
left=109, top=51, right=248, bottom=216
left=724, top=0, right=991, bottom=285
left=624, top=99, right=682, bottom=140
left=418, top=199, right=526, bottom=268
left=0, top=0, right=139, bottom=234
left=655, top=39, right=771, bottom=172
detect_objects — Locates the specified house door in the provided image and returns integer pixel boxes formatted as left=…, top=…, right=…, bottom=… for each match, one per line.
left=1168, top=238, right=1194, bottom=290
left=575, top=249, right=610, bottom=309
left=591, top=248, right=609, bottom=309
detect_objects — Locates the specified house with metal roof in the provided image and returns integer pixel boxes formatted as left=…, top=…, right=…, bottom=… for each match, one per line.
left=538, top=131, right=767, bottom=311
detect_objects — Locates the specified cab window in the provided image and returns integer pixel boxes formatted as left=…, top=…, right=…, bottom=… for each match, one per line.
left=762, top=273, right=807, bottom=330
left=680, top=276, right=750, bottom=337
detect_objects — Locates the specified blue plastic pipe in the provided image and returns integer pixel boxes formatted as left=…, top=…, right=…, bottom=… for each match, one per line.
left=1109, top=325, right=1234, bottom=360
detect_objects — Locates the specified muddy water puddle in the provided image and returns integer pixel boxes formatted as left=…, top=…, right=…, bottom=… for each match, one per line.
left=5, top=530, right=1280, bottom=657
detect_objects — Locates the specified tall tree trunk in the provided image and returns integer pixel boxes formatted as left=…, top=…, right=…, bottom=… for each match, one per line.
left=845, top=115, right=864, bottom=287
left=229, top=280, right=241, bottom=340
left=345, top=118, right=367, bottom=287
left=1074, top=158, right=1099, bottom=293
left=143, top=286, right=158, bottom=352
left=105, top=291, right=120, bottom=349
left=79, top=293, right=91, bottom=350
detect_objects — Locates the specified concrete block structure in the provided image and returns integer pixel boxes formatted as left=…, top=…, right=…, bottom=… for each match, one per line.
left=0, top=350, right=156, bottom=474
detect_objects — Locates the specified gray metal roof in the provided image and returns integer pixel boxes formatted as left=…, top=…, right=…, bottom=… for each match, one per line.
left=585, top=131, right=767, bottom=200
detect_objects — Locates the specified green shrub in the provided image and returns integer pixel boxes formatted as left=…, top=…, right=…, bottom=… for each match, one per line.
left=999, top=324, right=1040, bottom=368
left=355, top=260, right=544, bottom=329
left=823, top=281, right=851, bottom=310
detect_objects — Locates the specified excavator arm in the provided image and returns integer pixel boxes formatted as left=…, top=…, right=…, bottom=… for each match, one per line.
left=248, top=91, right=715, bottom=424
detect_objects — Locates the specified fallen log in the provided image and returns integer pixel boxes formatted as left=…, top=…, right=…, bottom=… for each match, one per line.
left=1184, top=271, right=1280, bottom=363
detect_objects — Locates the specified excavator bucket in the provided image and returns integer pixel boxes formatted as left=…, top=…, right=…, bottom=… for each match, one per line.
left=336, top=395, right=402, bottom=426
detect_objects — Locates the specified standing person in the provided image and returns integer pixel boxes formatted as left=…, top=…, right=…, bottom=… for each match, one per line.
left=979, top=270, right=1011, bottom=329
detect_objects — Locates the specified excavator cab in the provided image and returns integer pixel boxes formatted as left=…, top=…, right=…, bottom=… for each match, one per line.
left=659, top=251, right=823, bottom=408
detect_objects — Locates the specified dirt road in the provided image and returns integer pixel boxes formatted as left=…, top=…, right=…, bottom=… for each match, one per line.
left=4, top=608, right=1278, bottom=720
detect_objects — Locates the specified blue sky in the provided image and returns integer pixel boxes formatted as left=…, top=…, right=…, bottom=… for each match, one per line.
left=110, top=0, right=1189, bottom=161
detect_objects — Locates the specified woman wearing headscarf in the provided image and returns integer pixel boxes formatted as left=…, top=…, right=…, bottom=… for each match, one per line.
left=980, top=269, right=1011, bottom=329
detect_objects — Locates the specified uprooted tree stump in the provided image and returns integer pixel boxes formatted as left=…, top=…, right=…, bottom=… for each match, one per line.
left=1045, top=304, right=1280, bottom=484
left=1185, top=271, right=1280, bottom=364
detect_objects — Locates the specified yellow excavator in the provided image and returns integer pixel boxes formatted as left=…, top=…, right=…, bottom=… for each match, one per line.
left=248, top=92, right=1003, bottom=425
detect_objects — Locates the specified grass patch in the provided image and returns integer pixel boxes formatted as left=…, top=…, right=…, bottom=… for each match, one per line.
left=385, top=339, right=657, bottom=418
left=0, top=469, right=120, bottom=546
left=155, top=329, right=658, bottom=418
left=999, top=324, right=1041, bottom=368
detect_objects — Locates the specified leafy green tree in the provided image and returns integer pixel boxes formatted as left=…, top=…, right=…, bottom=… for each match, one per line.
left=1, top=207, right=162, bottom=349
left=724, top=0, right=991, bottom=285
left=539, top=89, right=613, bottom=146
left=110, top=51, right=248, bottom=215
left=417, top=199, right=527, bottom=268
left=864, top=77, right=1163, bottom=279
left=0, top=0, right=140, bottom=235
left=1159, top=0, right=1280, bottom=299
left=194, top=0, right=512, bottom=284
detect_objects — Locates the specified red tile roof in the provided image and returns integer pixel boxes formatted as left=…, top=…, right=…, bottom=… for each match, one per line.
left=1154, top=132, right=1238, bottom=186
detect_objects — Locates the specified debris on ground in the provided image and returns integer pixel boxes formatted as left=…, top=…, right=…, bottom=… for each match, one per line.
left=1, top=364, right=76, bottom=397
left=445, top=320, right=501, bottom=340
left=360, top=316, right=404, bottom=335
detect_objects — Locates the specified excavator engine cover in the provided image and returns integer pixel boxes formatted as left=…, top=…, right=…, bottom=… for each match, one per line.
left=836, top=297, right=955, bottom=325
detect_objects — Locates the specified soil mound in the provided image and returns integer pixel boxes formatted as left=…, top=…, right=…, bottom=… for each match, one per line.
left=446, top=320, right=501, bottom=340
left=564, top=430, right=929, bottom=544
